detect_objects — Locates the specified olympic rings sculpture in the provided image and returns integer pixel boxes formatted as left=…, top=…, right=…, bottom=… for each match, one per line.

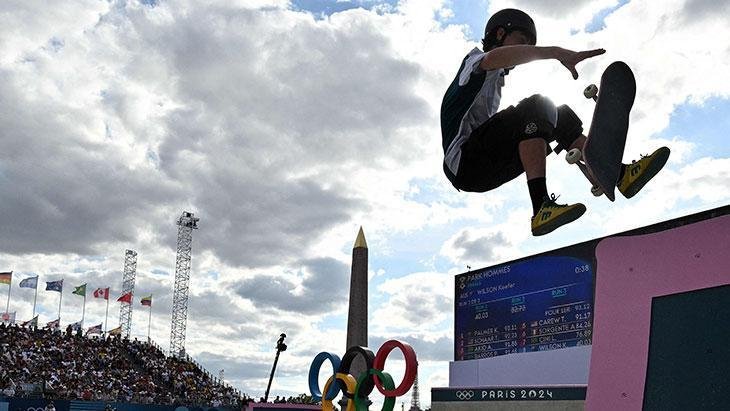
left=308, top=340, right=418, bottom=411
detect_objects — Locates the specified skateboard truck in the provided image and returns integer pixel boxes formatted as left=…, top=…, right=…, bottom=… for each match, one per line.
left=584, top=84, right=598, bottom=101
left=565, top=148, right=604, bottom=197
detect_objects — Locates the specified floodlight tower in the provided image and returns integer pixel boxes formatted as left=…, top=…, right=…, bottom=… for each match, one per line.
left=408, top=373, right=421, bottom=411
left=120, top=249, right=138, bottom=338
left=170, top=211, right=199, bottom=357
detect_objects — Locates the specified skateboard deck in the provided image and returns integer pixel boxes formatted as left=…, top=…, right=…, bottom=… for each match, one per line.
left=583, top=61, right=636, bottom=201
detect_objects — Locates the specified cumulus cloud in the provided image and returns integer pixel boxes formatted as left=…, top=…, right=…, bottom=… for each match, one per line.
left=0, top=2, right=433, bottom=268
left=439, top=226, right=525, bottom=268
left=449, top=230, right=510, bottom=262
left=1, top=0, right=729, bottom=404
left=681, top=0, right=730, bottom=21
left=233, top=257, right=349, bottom=314
left=371, top=272, right=452, bottom=334
left=370, top=333, right=452, bottom=362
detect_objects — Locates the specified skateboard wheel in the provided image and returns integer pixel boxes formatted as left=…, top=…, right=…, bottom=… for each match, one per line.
left=584, top=84, right=598, bottom=99
left=591, top=186, right=603, bottom=197
left=566, top=148, right=581, bottom=164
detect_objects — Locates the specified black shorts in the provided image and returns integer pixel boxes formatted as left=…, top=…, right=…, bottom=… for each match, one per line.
left=449, top=105, right=548, bottom=192
left=444, top=95, right=582, bottom=193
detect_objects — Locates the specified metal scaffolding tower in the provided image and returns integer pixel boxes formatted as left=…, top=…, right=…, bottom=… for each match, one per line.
left=408, top=373, right=421, bottom=411
left=120, top=249, right=137, bottom=338
left=170, top=211, right=199, bottom=357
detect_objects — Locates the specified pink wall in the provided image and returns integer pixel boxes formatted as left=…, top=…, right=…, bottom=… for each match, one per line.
left=586, top=214, right=730, bottom=410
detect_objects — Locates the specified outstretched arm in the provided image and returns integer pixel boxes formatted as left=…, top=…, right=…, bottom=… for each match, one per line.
left=479, top=45, right=606, bottom=79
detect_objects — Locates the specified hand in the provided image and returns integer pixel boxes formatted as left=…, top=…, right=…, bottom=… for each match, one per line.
left=555, top=47, right=606, bottom=79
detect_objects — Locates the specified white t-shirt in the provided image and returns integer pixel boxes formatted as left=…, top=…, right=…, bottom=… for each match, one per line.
left=442, top=48, right=505, bottom=174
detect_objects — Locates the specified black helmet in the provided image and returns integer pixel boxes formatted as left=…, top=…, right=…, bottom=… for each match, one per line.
left=484, top=8, right=536, bottom=46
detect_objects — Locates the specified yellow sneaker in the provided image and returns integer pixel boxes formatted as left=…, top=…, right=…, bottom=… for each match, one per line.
left=531, top=194, right=587, bottom=236
left=617, top=147, right=671, bottom=199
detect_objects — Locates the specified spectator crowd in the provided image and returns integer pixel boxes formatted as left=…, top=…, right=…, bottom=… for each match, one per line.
left=0, top=323, right=250, bottom=406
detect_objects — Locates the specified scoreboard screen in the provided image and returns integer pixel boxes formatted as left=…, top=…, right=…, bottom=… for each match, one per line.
left=455, top=255, right=594, bottom=361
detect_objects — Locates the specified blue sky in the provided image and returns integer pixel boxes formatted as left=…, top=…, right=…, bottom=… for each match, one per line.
left=0, top=0, right=728, bottom=407
left=658, top=97, right=730, bottom=160
left=293, top=0, right=490, bottom=40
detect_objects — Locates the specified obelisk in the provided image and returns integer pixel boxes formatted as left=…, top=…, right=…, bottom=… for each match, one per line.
left=341, top=227, right=370, bottom=408
left=346, top=227, right=368, bottom=350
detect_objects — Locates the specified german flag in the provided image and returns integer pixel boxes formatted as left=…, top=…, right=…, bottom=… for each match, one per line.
left=0, top=272, right=11, bottom=285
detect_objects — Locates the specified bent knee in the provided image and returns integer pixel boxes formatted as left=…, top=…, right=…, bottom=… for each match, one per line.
left=554, top=104, right=584, bottom=153
left=515, top=94, right=557, bottom=142
left=518, top=94, right=557, bottom=126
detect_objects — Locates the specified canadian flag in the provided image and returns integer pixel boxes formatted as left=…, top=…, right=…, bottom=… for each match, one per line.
left=93, top=287, right=110, bottom=300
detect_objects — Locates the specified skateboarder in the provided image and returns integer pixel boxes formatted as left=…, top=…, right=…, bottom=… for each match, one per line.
left=441, top=8, right=669, bottom=236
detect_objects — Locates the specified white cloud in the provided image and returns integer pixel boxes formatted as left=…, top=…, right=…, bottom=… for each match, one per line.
left=1, top=0, right=728, bottom=405
left=372, top=272, right=452, bottom=334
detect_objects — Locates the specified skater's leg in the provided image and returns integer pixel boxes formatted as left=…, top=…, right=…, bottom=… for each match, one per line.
left=513, top=98, right=586, bottom=235
left=519, top=138, right=548, bottom=180
left=569, top=135, right=587, bottom=151
left=519, top=138, right=548, bottom=215
left=556, top=110, right=602, bottom=189
left=510, top=95, right=556, bottom=216
left=554, top=105, right=584, bottom=153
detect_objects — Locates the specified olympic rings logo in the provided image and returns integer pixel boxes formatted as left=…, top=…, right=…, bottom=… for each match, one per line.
left=308, top=340, right=418, bottom=411
left=455, top=390, right=474, bottom=400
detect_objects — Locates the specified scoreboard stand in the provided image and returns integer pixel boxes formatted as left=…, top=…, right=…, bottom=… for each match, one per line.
left=432, top=205, right=730, bottom=411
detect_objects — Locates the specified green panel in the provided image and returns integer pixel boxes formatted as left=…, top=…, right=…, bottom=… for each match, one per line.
left=643, top=285, right=730, bottom=410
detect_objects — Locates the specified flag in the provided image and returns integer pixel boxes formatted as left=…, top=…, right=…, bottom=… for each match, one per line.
left=19, top=276, right=38, bottom=289
left=93, top=287, right=110, bottom=300
left=21, top=315, right=38, bottom=328
left=0, top=272, right=11, bottom=285
left=86, top=323, right=103, bottom=335
left=108, top=326, right=122, bottom=335
left=73, top=283, right=87, bottom=297
left=69, top=320, right=83, bottom=331
left=140, top=295, right=152, bottom=306
left=45, top=318, right=60, bottom=329
left=46, top=280, right=63, bottom=292
left=1, top=312, right=16, bottom=323
left=117, top=292, right=132, bottom=304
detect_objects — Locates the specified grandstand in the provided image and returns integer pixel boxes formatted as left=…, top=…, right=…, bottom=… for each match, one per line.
left=0, top=323, right=249, bottom=406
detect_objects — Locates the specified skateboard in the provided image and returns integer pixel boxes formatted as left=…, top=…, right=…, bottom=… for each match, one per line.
left=564, top=61, right=636, bottom=201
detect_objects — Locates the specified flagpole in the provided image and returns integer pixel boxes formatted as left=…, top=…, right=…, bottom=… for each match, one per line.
left=82, top=293, right=86, bottom=329
left=5, top=274, right=11, bottom=319
left=32, top=279, right=38, bottom=318
left=147, top=303, right=152, bottom=342
left=104, top=294, right=109, bottom=334
left=58, top=284, right=63, bottom=326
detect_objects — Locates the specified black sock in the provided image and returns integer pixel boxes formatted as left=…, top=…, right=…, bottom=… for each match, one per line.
left=527, top=177, right=548, bottom=216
